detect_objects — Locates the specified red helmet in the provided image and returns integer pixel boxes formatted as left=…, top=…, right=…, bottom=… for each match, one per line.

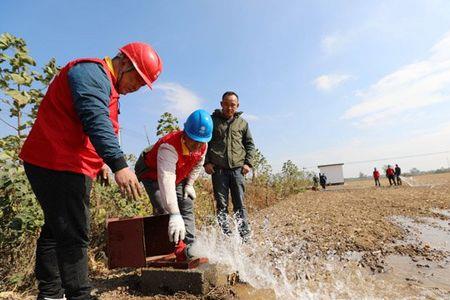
left=119, top=42, right=163, bottom=89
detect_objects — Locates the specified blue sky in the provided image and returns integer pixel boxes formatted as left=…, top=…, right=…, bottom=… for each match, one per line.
left=2, top=0, right=450, bottom=177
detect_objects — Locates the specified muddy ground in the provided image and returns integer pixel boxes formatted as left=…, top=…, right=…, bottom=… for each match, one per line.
left=2, top=173, right=450, bottom=299
left=252, top=174, right=450, bottom=272
left=248, top=173, right=450, bottom=298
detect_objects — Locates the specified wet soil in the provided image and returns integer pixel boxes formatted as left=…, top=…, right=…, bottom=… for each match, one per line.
left=252, top=182, right=449, bottom=269
left=248, top=174, right=450, bottom=298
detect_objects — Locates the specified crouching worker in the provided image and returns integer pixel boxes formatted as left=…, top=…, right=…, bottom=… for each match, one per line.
left=135, top=109, right=213, bottom=260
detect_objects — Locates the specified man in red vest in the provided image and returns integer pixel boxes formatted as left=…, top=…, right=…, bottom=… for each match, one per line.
left=135, top=109, right=213, bottom=261
left=386, top=165, right=397, bottom=186
left=373, top=167, right=381, bottom=187
left=19, top=42, right=162, bottom=300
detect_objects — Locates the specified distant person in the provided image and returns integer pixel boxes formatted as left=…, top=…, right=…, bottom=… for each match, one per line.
left=203, top=91, right=255, bottom=241
left=395, top=164, right=402, bottom=185
left=373, top=168, right=381, bottom=187
left=386, top=165, right=397, bottom=186
left=312, top=174, right=319, bottom=191
left=319, top=173, right=327, bottom=189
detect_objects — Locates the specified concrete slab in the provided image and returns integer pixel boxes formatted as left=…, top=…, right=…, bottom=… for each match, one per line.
left=140, top=264, right=277, bottom=297
left=140, top=263, right=226, bottom=295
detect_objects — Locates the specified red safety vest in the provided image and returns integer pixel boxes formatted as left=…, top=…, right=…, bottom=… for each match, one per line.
left=373, top=170, right=380, bottom=179
left=140, top=130, right=206, bottom=184
left=386, top=168, right=395, bottom=176
left=19, top=58, right=120, bottom=178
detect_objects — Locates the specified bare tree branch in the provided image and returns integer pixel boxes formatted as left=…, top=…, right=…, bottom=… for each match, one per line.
left=0, top=116, right=18, bottom=131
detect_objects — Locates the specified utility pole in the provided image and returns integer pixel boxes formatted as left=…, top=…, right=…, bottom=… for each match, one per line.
left=144, top=125, right=151, bottom=146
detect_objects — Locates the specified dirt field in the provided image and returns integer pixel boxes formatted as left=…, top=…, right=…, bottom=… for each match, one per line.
left=254, top=173, right=449, bottom=258
left=248, top=173, right=450, bottom=298
left=2, top=173, right=450, bottom=299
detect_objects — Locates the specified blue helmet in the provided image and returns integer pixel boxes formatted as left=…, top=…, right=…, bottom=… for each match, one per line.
left=184, top=109, right=213, bottom=142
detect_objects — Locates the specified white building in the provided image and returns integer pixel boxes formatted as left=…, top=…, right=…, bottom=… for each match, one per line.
left=317, top=163, right=344, bottom=185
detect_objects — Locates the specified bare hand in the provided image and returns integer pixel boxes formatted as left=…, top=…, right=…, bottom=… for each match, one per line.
left=114, top=167, right=142, bottom=200
left=96, top=164, right=110, bottom=186
left=204, top=163, right=215, bottom=175
left=241, top=164, right=251, bottom=175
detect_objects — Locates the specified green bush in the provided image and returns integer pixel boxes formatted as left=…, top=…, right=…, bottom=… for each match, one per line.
left=0, top=161, right=42, bottom=289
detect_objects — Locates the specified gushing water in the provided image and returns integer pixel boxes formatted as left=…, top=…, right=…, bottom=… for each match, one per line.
left=400, top=176, right=435, bottom=188
left=188, top=216, right=448, bottom=299
left=189, top=218, right=278, bottom=291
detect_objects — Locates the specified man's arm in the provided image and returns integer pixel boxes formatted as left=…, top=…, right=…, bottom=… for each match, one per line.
left=243, top=122, right=256, bottom=167
left=68, top=62, right=127, bottom=172
left=204, top=133, right=213, bottom=166
left=204, top=147, right=211, bottom=166
left=156, top=143, right=180, bottom=214
left=186, top=149, right=206, bottom=186
left=157, top=143, right=186, bottom=244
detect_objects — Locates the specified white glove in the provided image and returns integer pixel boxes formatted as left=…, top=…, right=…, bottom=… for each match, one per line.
left=168, top=214, right=185, bottom=244
left=183, top=184, right=196, bottom=200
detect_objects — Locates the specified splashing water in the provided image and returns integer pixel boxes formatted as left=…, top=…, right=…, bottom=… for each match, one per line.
left=188, top=216, right=448, bottom=299
left=400, top=176, right=435, bottom=188
left=190, top=217, right=278, bottom=290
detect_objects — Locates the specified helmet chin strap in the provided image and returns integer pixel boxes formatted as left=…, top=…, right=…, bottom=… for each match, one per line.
left=116, top=59, right=135, bottom=90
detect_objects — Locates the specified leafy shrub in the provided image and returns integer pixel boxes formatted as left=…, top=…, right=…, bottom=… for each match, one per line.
left=0, top=161, right=42, bottom=289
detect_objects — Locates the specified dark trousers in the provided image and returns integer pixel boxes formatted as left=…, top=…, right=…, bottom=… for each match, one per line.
left=388, top=175, right=397, bottom=186
left=396, top=175, right=402, bottom=185
left=212, top=167, right=250, bottom=239
left=141, top=179, right=196, bottom=245
left=24, top=163, right=92, bottom=300
left=374, top=178, right=381, bottom=186
left=320, top=181, right=326, bottom=189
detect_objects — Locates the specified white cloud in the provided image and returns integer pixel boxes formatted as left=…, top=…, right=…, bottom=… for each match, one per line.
left=247, top=112, right=294, bottom=122
left=244, top=114, right=259, bottom=121
left=153, top=82, right=202, bottom=118
left=313, top=74, right=352, bottom=91
left=320, top=30, right=360, bottom=56
left=343, top=31, right=450, bottom=127
left=321, top=34, right=342, bottom=55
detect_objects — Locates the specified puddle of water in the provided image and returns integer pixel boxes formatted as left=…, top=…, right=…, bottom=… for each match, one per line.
left=382, top=212, right=450, bottom=296
left=380, top=255, right=450, bottom=291
left=342, top=251, right=364, bottom=262
left=421, top=217, right=450, bottom=232
left=391, top=215, right=450, bottom=252
left=432, top=208, right=450, bottom=219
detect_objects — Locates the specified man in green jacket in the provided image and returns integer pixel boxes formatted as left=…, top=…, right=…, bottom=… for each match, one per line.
left=204, top=91, right=255, bottom=241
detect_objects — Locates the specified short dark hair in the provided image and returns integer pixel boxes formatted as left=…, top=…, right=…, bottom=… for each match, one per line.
left=222, top=91, right=239, bottom=101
